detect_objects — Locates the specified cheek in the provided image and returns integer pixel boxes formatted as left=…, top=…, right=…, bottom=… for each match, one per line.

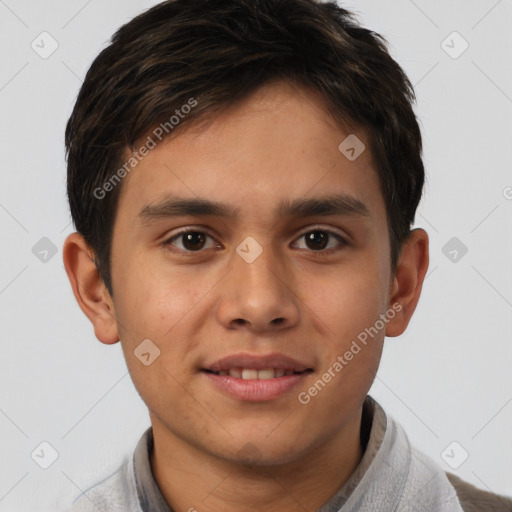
left=298, top=250, right=389, bottom=409
left=114, top=251, right=209, bottom=342
left=304, top=254, right=389, bottom=342
left=296, top=268, right=387, bottom=422
left=114, top=274, right=200, bottom=418
left=112, top=257, right=218, bottom=401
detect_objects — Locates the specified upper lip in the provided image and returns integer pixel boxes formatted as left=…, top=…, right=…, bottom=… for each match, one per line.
left=203, top=352, right=313, bottom=372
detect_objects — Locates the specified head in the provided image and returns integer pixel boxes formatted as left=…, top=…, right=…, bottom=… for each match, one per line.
left=63, top=0, right=428, bottom=466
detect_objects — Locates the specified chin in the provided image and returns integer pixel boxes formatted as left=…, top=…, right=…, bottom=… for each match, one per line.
left=212, top=434, right=314, bottom=468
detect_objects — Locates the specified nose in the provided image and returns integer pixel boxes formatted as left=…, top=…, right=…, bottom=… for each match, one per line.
left=216, top=239, right=301, bottom=332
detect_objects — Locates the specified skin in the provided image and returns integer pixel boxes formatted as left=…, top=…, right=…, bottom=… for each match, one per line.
left=63, top=80, right=429, bottom=512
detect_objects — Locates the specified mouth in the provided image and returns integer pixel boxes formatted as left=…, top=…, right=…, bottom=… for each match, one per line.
left=202, top=352, right=313, bottom=374
left=201, top=368, right=313, bottom=379
left=200, top=352, right=314, bottom=401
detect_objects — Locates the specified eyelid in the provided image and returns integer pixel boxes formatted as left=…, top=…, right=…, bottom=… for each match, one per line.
left=295, top=224, right=348, bottom=241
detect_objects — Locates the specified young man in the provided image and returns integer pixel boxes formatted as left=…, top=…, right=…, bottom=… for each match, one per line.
left=62, top=0, right=512, bottom=510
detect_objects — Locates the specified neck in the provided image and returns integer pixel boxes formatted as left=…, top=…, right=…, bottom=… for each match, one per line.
left=150, top=406, right=364, bottom=512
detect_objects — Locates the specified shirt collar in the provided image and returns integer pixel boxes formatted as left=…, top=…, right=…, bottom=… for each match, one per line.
left=317, top=395, right=387, bottom=511
left=133, top=424, right=173, bottom=512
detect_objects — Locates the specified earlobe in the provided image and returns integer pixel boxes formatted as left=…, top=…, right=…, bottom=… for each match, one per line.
left=385, top=228, right=429, bottom=337
left=62, top=232, right=120, bottom=345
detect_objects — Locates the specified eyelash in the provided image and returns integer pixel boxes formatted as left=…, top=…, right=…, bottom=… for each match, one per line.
left=162, top=226, right=348, bottom=256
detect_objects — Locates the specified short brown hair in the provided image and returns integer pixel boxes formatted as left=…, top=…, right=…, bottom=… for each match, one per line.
left=65, top=0, right=424, bottom=296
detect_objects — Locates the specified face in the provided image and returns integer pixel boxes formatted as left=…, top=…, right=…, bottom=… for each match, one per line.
left=106, top=81, right=396, bottom=465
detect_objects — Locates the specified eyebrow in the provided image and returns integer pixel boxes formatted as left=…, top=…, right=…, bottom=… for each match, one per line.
left=137, top=193, right=371, bottom=225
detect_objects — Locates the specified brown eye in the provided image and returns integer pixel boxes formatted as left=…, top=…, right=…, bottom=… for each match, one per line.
left=293, top=228, right=347, bottom=253
left=304, top=231, right=329, bottom=250
left=181, top=232, right=207, bottom=251
left=164, top=230, right=216, bottom=252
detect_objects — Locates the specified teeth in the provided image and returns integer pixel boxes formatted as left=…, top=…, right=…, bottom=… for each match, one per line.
left=214, top=368, right=301, bottom=379
left=257, top=369, right=275, bottom=380
left=241, top=369, right=258, bottom=380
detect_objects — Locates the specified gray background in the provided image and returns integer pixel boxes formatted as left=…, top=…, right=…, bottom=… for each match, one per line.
left=0, top=0, right=511, bottom=510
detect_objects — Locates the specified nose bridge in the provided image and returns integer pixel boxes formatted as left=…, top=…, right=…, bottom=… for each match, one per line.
left=218, top=233, right=299, bottom=330
left=233, top=234, right=283, bottom=288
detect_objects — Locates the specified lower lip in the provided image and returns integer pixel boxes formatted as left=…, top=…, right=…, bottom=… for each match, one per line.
left=201, top=371, right=310, bottom=402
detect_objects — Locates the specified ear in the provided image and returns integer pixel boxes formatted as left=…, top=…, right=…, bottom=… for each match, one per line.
left=62, top=232, right=119, bottom=344
left=385, top=228, right=429, bottom=337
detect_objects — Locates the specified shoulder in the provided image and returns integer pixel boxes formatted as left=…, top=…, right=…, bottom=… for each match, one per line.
left=404, top=434, right=511, bottom=511
left=366, top=399, right=512, bottom=511
left=446, top=472, right=512, bottom=512
left=67, top=455, right=141, bottom=512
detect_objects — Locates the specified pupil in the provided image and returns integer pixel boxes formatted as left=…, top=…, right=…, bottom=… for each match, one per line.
left=183, top=232, right=205, bottom=251
left=306, top=231, right=328, bottom=250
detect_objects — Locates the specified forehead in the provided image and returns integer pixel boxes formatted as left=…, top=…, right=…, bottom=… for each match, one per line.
left=115, top=81, right=384, bottom=226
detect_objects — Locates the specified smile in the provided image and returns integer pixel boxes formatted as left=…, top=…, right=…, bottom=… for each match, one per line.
left=203, top=368, right=311, bottom=379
